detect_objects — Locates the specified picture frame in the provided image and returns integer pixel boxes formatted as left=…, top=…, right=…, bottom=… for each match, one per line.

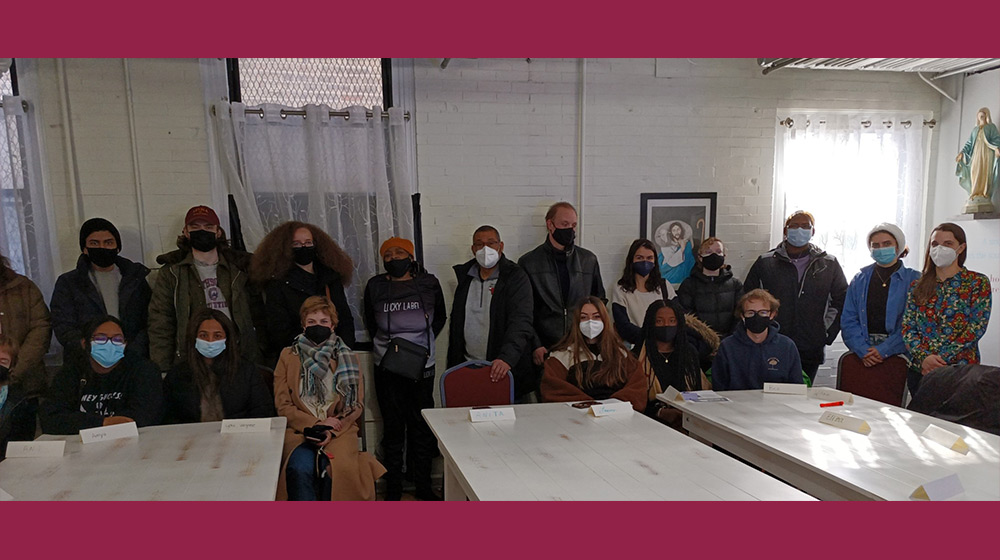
left=639, top=192, right=717, bottom=286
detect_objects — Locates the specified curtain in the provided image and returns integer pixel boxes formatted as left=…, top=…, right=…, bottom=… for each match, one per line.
left=0, top=95, right=58, bottom=294
left=210, top=102, right=414, bottom=343
left=775, top=113, right=928, bottom=279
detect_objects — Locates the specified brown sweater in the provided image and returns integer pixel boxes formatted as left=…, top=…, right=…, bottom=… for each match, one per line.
left=541, top=346, right=647, bottom=412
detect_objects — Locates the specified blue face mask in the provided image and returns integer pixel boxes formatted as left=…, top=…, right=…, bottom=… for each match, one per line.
left=90, top=340, right=125, bottom=368
left=0, top=385, right=8, bottom=410
left=785, top=227, right=813, bottom=248
left=871, top=247, right=897, bottom=266
left=632, top=260, right=656, bottom=277
left=195, top=338, right=227, bottom=359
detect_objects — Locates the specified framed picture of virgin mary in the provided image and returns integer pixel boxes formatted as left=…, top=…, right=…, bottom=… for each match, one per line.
left=639, top=192, right=717, bottom=287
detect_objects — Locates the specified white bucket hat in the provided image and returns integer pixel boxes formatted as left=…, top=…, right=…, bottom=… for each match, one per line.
left=868, top=223, right=906, bottom=256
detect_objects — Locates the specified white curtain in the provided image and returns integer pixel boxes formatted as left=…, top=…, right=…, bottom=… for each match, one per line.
left=775, top=112, right=928, bottom=279
left=0, top=94, right=59, bottom=294
left=210, top=102, right=414, bottom=342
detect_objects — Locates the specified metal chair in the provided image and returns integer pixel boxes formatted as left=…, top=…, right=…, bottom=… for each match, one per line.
left=836, top=351, right=909, bottom=406
left=440, top=360, right=514, bottom=408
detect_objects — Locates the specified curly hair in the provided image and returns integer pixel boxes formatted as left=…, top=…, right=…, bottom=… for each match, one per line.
left=250, top=221, right=353, bottom=286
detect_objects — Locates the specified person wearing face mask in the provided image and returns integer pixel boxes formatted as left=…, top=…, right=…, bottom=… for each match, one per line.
left=0, top=335, right=28, bottom=460
left=149, top=206, right=264, bottom=372
left=447, top=226, right=535, bottom=400
left=677, top=237, right=743, bottom=338
left=162, top=308, right=274, bottom=424
left=363, top=237, right=445, bottom=500
left=902, top=223, right=991, bottom=395
left=540, top=296, right=646, bottom=411
left=841, top=223, right=920, bottom=370
left=0, top=252, right=50, bottom=443
left=744, top=211, right=847, bottom=383
left=637, top=299, right=708, bottom=429
left=712, top=289, right=804, bottom=391
left=275, top=296, right=385, bottom=501
left=250, top=221, right=356, bottom=366
left=41, top=316, right=163, bottom=434
left=50, top=218, right=152, bottom=360
left=610, top=239, right=677, bottom=347
left=519, top=202, right=605, bottom=374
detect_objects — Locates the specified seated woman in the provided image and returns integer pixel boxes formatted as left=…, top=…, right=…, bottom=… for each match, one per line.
left=274, top=296, right=385, bottom=501
left=41, top=316, right=163, bottom=434
left=1, top=335, right=30, bottom=460
left=636, top=299, right=709, bottom=428
left=163, top=308, right=275, bottom=424
left=541, top=296, right=647, bottom=411
left=611, top=239, right=677, bottom=348
left=902, top=223, right=991, bottom=395
left=841, top=223, right=920, bottom=369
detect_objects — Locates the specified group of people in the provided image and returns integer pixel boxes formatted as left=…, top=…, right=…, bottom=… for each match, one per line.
left=0, top=201, right=992, bottom=500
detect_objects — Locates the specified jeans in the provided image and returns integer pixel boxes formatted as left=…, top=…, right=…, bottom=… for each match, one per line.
left=373, top=365, right=438, bottom=495
left=286, top=443, right=331, bottom=501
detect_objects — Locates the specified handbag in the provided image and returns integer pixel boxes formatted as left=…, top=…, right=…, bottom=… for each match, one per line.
left=379, top=280, right=432, bottom=380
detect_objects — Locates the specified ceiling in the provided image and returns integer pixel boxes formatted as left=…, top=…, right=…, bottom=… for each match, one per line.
left=757, top=58, right=1000, bottom=78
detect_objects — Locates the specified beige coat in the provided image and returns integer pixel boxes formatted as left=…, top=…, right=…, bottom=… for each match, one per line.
left=273, top=346, right=385, bottom=501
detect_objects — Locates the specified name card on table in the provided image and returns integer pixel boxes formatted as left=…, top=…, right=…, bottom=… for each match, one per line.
left=808, top=387, right=854, bottom=404
left=659, top=386, right=684, bottom=402
left=80, top=421, right=139, bottom=444
left=818, top=411, right=871, bottom=435
left=469, top=407, right=516, bottom=422
left=921, top=424, right=970, bottom=455
left=763, top=382, right=807, bottom=395
left=221, top=418, right=272, bottom=433
left=910, top=473, right=964, bottom=501
left=591, top=401, right=633, bottom=417
left=4, top=440, right=66, bottom=458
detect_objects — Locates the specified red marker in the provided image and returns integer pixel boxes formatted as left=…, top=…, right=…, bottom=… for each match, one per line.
left=820, top=401, right=844, bottom=408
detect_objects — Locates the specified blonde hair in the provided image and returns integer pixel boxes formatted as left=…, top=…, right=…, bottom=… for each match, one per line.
left=299, top=296, right=339, bottom=327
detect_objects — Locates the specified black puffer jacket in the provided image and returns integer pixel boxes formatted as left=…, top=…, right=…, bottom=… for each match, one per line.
left=676, top=266, right=743, bottom=337
left=518, top=239, right=605, bottom=350
left=744, top=243, right=848, bottom=352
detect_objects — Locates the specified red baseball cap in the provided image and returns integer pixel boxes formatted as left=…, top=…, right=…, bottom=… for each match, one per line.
left=184, top=205, right=220, bottom=227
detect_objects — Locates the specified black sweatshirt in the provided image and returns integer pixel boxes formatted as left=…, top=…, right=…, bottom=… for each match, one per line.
left=41, top=353, right=164, bottom=435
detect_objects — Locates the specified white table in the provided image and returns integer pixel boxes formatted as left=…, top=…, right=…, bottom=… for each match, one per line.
left=421, top=402, right=814, bottom=501
left=660, top=391, right=1000, bottom=501
left=0, top=417, right=287, bottom=501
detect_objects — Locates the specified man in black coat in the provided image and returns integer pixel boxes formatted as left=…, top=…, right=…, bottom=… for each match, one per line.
left=50, top=218, right=151, bottom=358
left=519, top=202, right=605, bottom=377
left=744, top=211, right=848, bottom=382
left=447, top=226, right=535, bottom=400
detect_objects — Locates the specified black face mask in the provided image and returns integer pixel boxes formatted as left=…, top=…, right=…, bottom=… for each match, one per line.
left=293, top=246, right=317, bottom=266
left=0, top=365, right=9, bottom=384
left=701, top=253, right=725, bottom=271
left=652, top=325, right=678, bottom=343
left=744, top=315, right=771, bottom=334
left=86, top=247, right=118, bottom=268
left=188, top=229, right=218, bottom=252
left=551, top=227, right=575, bottom=249
left=304, top=325, right=333, bottom=345
left=384, top=258, right=412, bottom=278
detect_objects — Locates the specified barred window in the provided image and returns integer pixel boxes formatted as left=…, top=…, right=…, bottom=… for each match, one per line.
left=231, top=58, right=389, bottom=109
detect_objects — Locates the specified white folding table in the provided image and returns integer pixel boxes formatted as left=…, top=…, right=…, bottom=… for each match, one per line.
left=660, top=390, right=1000, bottom=500
left=422, top=402, right=814, bottom=501
left=0, top=417, right=287, bottom=501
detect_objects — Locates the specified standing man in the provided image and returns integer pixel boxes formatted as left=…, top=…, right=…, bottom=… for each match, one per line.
left=50, top=218, right=151, bottom=359
left=148, top=206, right=262, bottom=371
left=744, top=211, right=848, bottom=383
left=519, top=202, right=605, bottom=395
left=447, top=225, right=535, bottom=400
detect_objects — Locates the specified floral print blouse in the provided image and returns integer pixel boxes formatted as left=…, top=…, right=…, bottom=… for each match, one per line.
left=902, top=268, right=992, bottom=369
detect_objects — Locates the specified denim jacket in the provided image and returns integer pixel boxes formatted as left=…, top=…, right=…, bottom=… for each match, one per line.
left=841, top=263, right=920, bottom=359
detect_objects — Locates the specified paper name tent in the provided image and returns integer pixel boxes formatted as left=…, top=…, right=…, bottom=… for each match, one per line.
left=920, top=424, right=970, bottom=455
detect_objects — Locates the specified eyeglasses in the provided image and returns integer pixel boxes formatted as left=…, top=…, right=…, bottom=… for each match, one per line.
left=92, top=334, right=126, bottom=346
left=292, top=241, right=315, bottom=248
left=742, top=310, right=771, bottom=319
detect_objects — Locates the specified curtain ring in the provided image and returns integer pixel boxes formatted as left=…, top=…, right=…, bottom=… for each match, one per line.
left=279, top=109, right=288, bottom=120
left=884, top=120, right=892, bottom=129
left=861, top=120, right=872, bottom=128
left=779, top=117, right=794, bottom=128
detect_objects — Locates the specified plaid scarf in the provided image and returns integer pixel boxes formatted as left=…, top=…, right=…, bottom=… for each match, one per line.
left=295, top=334, right=360, bottom=411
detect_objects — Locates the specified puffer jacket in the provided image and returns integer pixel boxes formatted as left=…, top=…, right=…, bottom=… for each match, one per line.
left=0, top=270, right=52, bottom=396
left=676, top=266, right=743, bottom=337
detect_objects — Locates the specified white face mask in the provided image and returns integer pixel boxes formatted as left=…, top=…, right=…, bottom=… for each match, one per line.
left=929, top=245, right=959, bottom=268
left=579, top=319, right=604, bottom=340
left=475, top=246, right=500, bottom=269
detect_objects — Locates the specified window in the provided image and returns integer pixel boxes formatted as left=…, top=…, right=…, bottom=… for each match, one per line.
left=1, top=59, right=31, bottom=276
left=773, top=113, right=929, bottom=281
left=229, top=58, right=390, bottom=109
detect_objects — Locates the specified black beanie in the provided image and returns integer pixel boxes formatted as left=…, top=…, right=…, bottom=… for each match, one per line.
left=79, top=218, right=122, bottom=252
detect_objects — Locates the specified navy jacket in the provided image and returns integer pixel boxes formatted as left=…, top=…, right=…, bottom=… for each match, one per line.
left=50, top=254, right=151, bottom=357
left=712, top=322, right=803, bottom=391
